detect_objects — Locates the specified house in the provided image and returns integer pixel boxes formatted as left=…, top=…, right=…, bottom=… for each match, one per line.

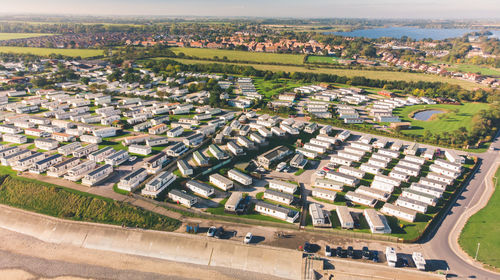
left=149, top=123, right=168, bottom=135
left=314, top=178, right=344, bottom=192
left=166, top=142, right=188, bottom=157
left=410, top=183, right=443, bottom=198
left=117, top=168, right=148, bottom=191
left=1, top=149, right=31, bottom=167
left=330, top=155, right=354, bottom=167
left=80, top=135, right=102, bottom=144
left=419, top=177, right=448, bottom=191
left=47, top=157, right=80, bottom=177
left=129, top=144, right=152, bottom=156
left=338, top=166, right=365, bottom=179
left=82, top=164, right=113, bottom=186
left=377, top=149, right=399, bottom=158
left=0, top=125, right=23, bottom=134
left=405, top=155, right=426, bottom=165
left=434, top=159, right=462, bottom=172
left=254, top=201, right=299, bottom=223
left=88, top=146, right=115, bottom=162
left=257, top=146, right=291, bottom=169
left=345, top=191, right=377, bottom=207
left=303, top=143, right=327, bottom=154
left=209, top=144, right=228, bottom=160
left=427, top=172, right=455, bottom=185
left=186, top=180, right=215, bottom=197
left=271, top=126, right=286, bottom=137
left=168, top=189, right=197, bottom=208
left=30, top=154, right=63, bottom=173
left=192, top=150, right=209, bottom=166
left=381, top=203, right=417, bottom=222
left=3, top=134, right=27, bottom=144
left=395, top=197, right=428, bottom=213
left=227, top=141, right=244, bottom=155
left=167, top=126, right=184, bottom=137
left=236, top=136, right=254, bottom=149
left=269, top=179, right=297, bottom=194
left=309, top=203, right=331, bottom=228
left=142, top=171, right=177, bottom=197
left=209, top=173, right=233, bottom=191
left=371, top=179, right=396, bottom=193
left=445, top=150, right=465, bottom=164
left=401, top=188, right=438, bottom=206
left=336, top=206, right=354, bottom=229
left=310, top=138, right=332, bottom=149
left=183, top=133, right=204, bottom=146
left=359, top=163, right=381, bottom=174
left=34, top=138, right=59, bottom=150
left=228, top=169, right=252, bottom=186
left=93, top=127, right=117, bottom=138
left=389, top=170, right=410, bottom=182
left=355, top=186, right=390, bottom=202
left=225, top=192, right=243, bottom=213
left=364, top=209, right=391, bottom=234
left=374, top=174, right=401, bottom=187
left=429, top=164, right=461, bottom=178
left=64, top=160, right=97, bottom=181
left=350, top=142, right=372, bottom=152
left=12, top=152, right=45, bottom=171
left=122, top=135, right=150, bottom=146
left=105, top=150, right=129, bottom=166
left=264, top=189, right=294, bottom=205
left=146, top=137, right=169, bottom=147
left=390, top=141, right=403, bottom=151
left=311, top=188, right=337, bottom=202
left=344, top=146, right=366, bottom=156
left=257, top=127, right=272, bottom=138
left=393, top=165, right=420, bottom=177
left=143, top=152, right=168, bottom=174
left=326, top=171, right=359, bottom=187
left=337, top=151, right=362, bottom=162
left=296, top=148, right=318, bottom=159
left=404, top=143, right=419, bottom=155
left=250, top=133, right=265, bottom=144
left=177, top=159, right=193, bottom=176
left=290, top=153, right=307, bottom=169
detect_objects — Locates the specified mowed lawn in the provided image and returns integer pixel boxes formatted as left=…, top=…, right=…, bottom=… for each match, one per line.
left=253, top=78, right=306, bottom=98
left=459, top=167, right=500, bottom=269
left=307, top=55, right=340, bottom=64
left=170, top=47, right=305, bottom=65
left=392, top=103, right=490, bottom=135
left=450, top=64, right=500, bottom=77
left=0, top=46, right=104, bottom=58
left=171, top=58, right=484, bottom=90
left=0, top=33, right=54, bottom=41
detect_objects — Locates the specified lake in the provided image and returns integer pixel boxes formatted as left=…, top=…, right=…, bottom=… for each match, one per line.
left=412, top=110, right=445, bottom=121
left=330, top=27, right=480, bottom=40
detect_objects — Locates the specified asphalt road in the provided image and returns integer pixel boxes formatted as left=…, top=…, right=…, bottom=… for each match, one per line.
left=418, top=131, right=500, bottom=279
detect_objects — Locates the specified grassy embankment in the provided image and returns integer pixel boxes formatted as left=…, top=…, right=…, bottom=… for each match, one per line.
left=459, top=167, right=500, bottom=269
left=0, top=172, right=181, bottom=231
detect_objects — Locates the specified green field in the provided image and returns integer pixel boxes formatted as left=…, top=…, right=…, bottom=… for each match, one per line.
left=449, top=64, right=500, bottom=77
left=0, top=33, right=54, bottom=41
left=0, top=46, right=104, bottom=58
left=307, top=55, right=340, bottom=64
left=393, top=103, right=491, bottom=136
left=171, top=58, right=483, bottom=90
left=170, top=47, right=305, bottom=65
left=0, top=175, right=181, bottom=231
left=459, top=167, right=500, bottom=269
left=253, top=78, right=306, bottom=98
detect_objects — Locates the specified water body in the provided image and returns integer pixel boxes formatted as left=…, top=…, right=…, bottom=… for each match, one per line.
left=412, top=110, right=445, bottom=121
left=330, top=26, right=480, bottom=40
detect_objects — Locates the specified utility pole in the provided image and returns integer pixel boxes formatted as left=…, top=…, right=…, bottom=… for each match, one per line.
left=475, top=242, right=480, bottom=260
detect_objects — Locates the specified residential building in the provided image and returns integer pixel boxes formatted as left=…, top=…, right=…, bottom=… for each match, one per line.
left=168, top=189, right=197, bottom=208
left=3, top=133, right=27, bottom=144
left=254, top=201, right=299, bottom=223
left=209, top=173, right=233, bottom=191
left=314, top=178, right=344, bottom=192
left=396, top=197, right=428, bottom=213
left=445, top=150, right=464, bottom=164
left=143, top=152, right=168, bottom=174
left=311, top=188, right=337, bottom=202
left=177, top=159, right=193, bottom=176
left=105, top=150, right=129, bottom=166
left=34, top=138, right=59, bottom=150
left=82, top=164, right=113, bottom=186
left=228, top=169, right=252, bottom=186
left=142, top=171, right=177, bottom=197
left=336, top=206, right=354, bottom=229
left=364, top=209, right=391, bottom=234
left=381, top=203, right=417, bottom=222
left=64, top=160, right=96, bottom=181
left=117, top=168, right=148, bottom=191
left=166, top=142, right=188, bottom=157
left=345, top=191, right=377, bottom=207
left=257, top=146, right=291, bottom=169
left=129, top=144, right=152, bottom=156
left=186, top=180, right=215, bottom=197
left=88, top=146, right=115, bottom=162
left=269, top=179, right=297, bottom=194
left=309, top=203, right=331, bottom=228
left=326, top=171, right=359, bottom=187
left=263, top=189, right=294, bottom=205
left=47, top=157, right=80, bottom=177
left=183, top=133, right=204, bottom=146
left=146, top=137, right=169, bottom=147
left=30, top=154, right=63, bottom=173
left=209, top=144, right=228, bottom=160
left=167, top=126, right=184, bottom=137
left=355, top=186, right=390, bottom=202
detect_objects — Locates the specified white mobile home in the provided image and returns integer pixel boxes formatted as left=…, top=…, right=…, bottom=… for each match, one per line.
left=336, top=206, right=354, bottom=229
left=209, top=173, right=234, bottom=191
left=228, top=169, right=252, bottom=186
left=142, top=171, right=177, bottom=197
left=186, top=180, right=215, bottom=197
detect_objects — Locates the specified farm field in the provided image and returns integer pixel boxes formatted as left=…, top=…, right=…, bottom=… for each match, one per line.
left=459, top=167, right=500, bottom=269
left=449, top=64, right=500, bottom=77
left=170, top=58, right=484, bottom=90
left=307, top=55, right=340, bottom=64
left=0, top=46, right=104, bottom=58
left=0, top=33, right=53, bottom=41
left=393, top=103, right=490, bottom=136
left=170, top=47, right=305, bottom=65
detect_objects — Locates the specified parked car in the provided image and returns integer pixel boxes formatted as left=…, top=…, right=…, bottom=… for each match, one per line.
left=325, top=245, right=331, bottom=257
left=276, top=162, right=286, bottom=172
left=303, top=242, right=312, bottom=253
left=322, top=166, right=331, bottom=172
left=362, top=246, right=370, bottom=260
left=372, top=251, right=379, bottom=263
left=347, top=246, right=354, bottom=258
left=129, top=156, right=137, bottom=162
left=336, top=247, right=342, bottom=257
left=340, top=248, right=348, bottom=258
left=398, top=257, right=409, bottom=267
left=315, top=170, right=326, bottom=177
left=207, top=226, right=217, bottom=237
left=214, top=227, right=224, bottom=239
left=244, top=232, right=253, bottom=244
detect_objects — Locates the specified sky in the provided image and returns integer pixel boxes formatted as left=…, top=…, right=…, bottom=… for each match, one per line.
left=1, top=0, right=500, bottom=19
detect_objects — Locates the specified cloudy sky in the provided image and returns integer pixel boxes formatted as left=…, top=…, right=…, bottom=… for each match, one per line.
left=2, top=0, right=500, bottom=18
